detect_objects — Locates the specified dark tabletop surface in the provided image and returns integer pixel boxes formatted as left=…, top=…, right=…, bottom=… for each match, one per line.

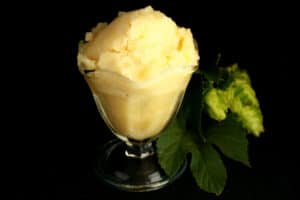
left=8, top=0, right=298, bottom=199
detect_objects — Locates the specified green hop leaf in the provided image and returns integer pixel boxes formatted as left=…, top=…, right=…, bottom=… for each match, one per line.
left=158, top=120, right=227, bottom=195
left=157, top=61, right=264, bottom=196
left=206, top=116, right=250, bottom=166
left=157, top=121, right=187, bottom=176
left=189, top=141, right=227, bottom=195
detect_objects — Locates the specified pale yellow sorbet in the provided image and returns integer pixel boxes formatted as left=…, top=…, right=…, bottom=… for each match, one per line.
left=78, top=6, right=199, bottom=81
left=78, top=6, right=199, bottom=141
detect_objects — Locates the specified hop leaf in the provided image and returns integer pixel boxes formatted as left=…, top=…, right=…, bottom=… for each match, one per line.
left=157, top=120, right=227, bottom=195
left=157, top=62, right=264, bottom=195
left=206, top=116, right=250, bottom=166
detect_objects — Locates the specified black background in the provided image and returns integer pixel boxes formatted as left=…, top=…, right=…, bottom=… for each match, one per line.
left=8, top=0, right=298, bottom=199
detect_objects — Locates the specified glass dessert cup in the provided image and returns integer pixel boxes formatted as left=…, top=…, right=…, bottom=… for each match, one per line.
left=84, top=67, right=196, bottom=192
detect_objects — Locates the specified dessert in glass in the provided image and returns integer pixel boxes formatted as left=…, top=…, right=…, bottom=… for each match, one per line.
left=77, top=6, right=199, bottom=191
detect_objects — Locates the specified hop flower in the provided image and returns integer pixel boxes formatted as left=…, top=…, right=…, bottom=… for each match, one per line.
left=204, top=64, right=264, bottom=136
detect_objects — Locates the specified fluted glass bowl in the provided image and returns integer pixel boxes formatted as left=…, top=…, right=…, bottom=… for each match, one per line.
left=83, top=66, right=196, bottom=192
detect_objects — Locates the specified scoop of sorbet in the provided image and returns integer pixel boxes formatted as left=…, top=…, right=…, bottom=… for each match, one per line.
left=78, top=6, right=199, bottom=81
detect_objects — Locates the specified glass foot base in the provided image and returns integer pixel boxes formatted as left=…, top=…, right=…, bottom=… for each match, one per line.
left=94, top=139, right=187, bottom=192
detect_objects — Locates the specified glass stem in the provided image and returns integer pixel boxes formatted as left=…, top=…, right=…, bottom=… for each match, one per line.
left=125, top=141, right=155, bottom=159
